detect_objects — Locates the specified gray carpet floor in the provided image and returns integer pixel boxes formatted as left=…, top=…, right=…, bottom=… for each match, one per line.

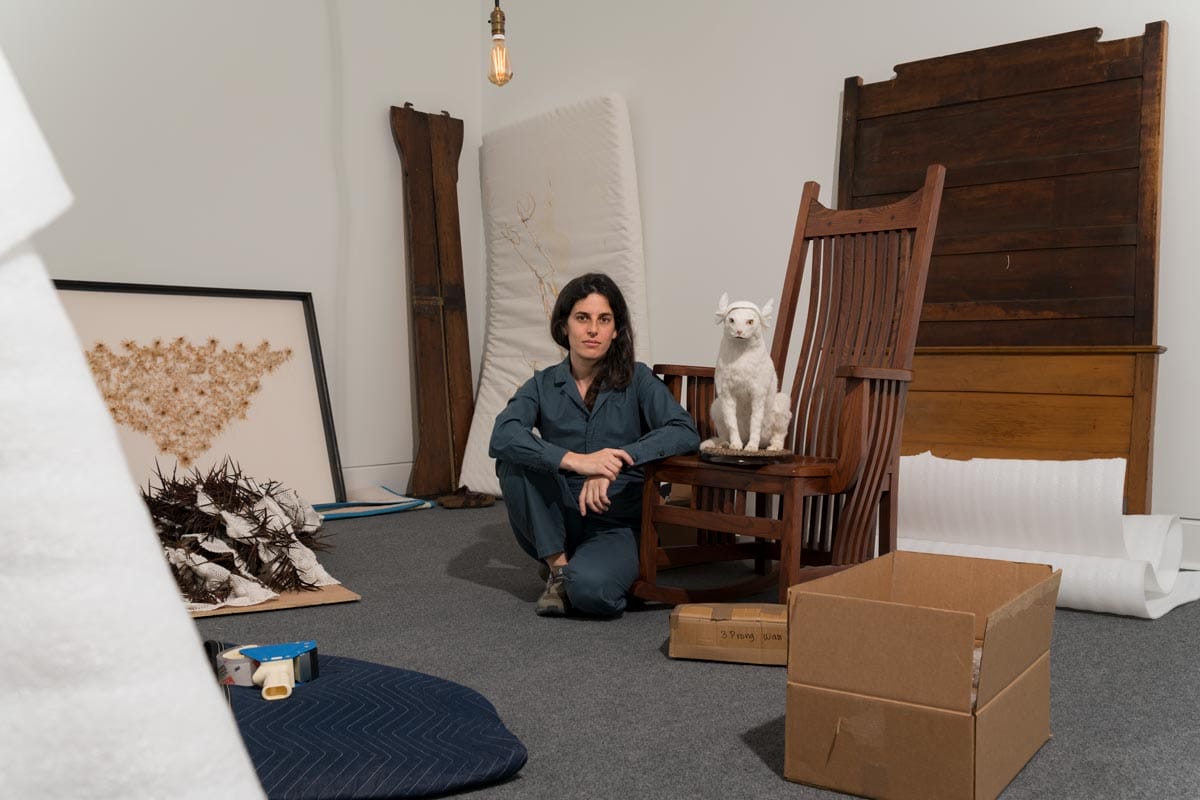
left=196, top=503, right=1200, bottom=800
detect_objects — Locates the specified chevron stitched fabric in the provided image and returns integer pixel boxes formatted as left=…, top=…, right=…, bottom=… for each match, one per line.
left=230, top=654, right=527, bottom=799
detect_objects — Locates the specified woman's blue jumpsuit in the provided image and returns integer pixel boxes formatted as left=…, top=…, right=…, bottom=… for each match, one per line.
left=490, top=359, right=700, bottom=616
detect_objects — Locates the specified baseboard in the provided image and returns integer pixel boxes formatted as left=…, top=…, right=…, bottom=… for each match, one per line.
left=342, top=463, right=413, bottom=498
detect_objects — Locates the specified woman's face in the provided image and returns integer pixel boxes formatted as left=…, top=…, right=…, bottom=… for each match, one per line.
left=565, top=292, right=618, bottom=366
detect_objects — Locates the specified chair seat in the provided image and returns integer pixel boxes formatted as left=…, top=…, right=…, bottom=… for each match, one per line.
left=664, top=453, right=840, bottom=477
left=650, top=453, right=840, bottom=497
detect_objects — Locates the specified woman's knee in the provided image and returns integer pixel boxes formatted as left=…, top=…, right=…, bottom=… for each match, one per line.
left=564, top=558, right=633, bottom=617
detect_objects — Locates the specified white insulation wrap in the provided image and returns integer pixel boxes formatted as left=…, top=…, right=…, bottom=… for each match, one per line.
left=0, top=45, right=264, bottom=798
left=898, top=452, right=1200, bottom=619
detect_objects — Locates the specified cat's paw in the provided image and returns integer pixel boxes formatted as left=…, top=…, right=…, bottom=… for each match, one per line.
left=699, top=438, right=720, bottom=452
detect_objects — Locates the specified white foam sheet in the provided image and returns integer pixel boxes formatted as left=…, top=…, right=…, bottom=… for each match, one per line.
left=1181, top=519, right=1200, bottom=570
left=458, top=93, right=650, bottom=496
left=0, top=45, right=263, bottom=798
left=898, top=452, right=1200, bottom=619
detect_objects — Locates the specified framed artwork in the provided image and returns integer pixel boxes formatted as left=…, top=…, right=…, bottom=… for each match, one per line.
left=54, top=281, right=346, bottom=504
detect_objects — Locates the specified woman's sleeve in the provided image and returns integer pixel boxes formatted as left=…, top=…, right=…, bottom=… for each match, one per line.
left=488, top=378, right=569, bottom=472
left=622, top=364, right=701, bottom=466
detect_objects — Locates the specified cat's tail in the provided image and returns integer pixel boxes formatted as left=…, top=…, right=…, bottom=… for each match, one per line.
left=765, top=392, right=793, bottom=451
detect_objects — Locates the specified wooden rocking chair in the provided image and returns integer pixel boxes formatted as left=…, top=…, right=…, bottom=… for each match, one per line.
left=632, top=164, right=945, bottom=604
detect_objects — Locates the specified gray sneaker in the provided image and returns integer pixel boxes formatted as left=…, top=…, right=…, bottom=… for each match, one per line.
left=535, top=568, right=568, bottom=617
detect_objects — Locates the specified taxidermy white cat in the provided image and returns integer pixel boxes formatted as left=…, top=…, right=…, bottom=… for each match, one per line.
left=701, top=293, right=792, bottom=452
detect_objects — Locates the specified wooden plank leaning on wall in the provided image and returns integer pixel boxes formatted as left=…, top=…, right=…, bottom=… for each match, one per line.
left=390, top=104, right=475, bottom=497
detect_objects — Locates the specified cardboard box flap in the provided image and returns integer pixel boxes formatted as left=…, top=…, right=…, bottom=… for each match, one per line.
left=790, top=592, right=976, bottom=711
left=892, top=552, right=1057, bottom=639
left=976, top=570, right=1062, bottom=709
left=790, top=552, right=896, bottom=602
left=975, top=653, right=1052, bottom=800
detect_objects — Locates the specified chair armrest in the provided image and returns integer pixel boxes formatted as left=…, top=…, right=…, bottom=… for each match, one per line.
left=653, top=364, right=716, bottom=379
left=831, top=374, right=870, bottom=492
left=829, top=367, right=910, bottom=491
left=834, top=365, right=912, bottom=381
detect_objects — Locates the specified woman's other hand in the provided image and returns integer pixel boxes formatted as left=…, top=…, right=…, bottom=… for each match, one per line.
left=561, top=448, right=633, bottom=480
left=578, top=476, right=612, bottom=516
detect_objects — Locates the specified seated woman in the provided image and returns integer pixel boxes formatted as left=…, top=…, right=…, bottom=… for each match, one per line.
left=490, top=272, right=700, bottom=617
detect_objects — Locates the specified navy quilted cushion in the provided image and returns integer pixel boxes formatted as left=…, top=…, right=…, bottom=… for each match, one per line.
left=229, top=654, right=527, bottom=799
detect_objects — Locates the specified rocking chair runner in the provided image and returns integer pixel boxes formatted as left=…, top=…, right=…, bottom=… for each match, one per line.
left=632, top=164, right=945, bottom=604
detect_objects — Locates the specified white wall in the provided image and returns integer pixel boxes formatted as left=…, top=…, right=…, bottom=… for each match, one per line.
left=3, top=0, right=1196, bottom=516
left=0, top=0, right=484, bottom=497
left=483, top=0, right=1200, bottom=518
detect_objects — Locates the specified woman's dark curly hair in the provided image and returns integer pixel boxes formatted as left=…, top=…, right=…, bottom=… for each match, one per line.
left=550, top=272, right=635, bottom=408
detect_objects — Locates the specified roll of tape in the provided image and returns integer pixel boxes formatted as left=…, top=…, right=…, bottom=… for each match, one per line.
left=217, top=645, right=259, bottom=687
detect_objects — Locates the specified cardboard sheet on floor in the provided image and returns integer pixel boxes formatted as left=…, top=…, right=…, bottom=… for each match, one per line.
left=190, top=584, right=361, bottom=618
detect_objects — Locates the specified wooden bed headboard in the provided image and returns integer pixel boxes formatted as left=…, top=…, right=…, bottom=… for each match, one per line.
left=837, top=22, right=1168, bottom=513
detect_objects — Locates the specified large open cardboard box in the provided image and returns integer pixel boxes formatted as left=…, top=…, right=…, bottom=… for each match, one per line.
left=785, top=551, right=1061, bottom=800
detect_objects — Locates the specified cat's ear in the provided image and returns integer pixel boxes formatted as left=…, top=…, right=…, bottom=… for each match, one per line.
left=714, top=292, right=730, bottom=323
left=760, top=298, right=776, bottom=327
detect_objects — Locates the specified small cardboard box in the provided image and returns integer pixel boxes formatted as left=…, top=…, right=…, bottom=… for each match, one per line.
left=785, top=551, right=1061, bottom=800
left=669, top=603, right=787, bottom=665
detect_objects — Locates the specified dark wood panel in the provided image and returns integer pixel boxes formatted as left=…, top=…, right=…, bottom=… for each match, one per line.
left=916, top=316, right=1133, bottom=347
left=902, top=391, right=1132, bottom=457
left=933, top=172, right=1138, bottom=240
left=857, top=27, right=1143, bottom=119
left=856, top=173, right=1139, bottom=255
left=853, top=79, right=1139, bottom=194
left=390, top=107, right=455, bottom=497
left=1127, top=352, right=1158, bottom=513
left=427, top=112, right=475, bottom=481
left=910, top=352, right=1136, bottom=396
left=921, top=296, right=1133, bottom=323
left=929, top=226, right=1137, bottom=256
left=1135, top=21, right=1168, bottom=344
left=925, top=246, right=1134, bottom=303
left=853, top=148, right=1138, bottom=198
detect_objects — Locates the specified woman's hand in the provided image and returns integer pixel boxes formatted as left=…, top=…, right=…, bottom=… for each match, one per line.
left=561, top=448, right=633, bottom=480
left=578, top=476, right=612, bottom=516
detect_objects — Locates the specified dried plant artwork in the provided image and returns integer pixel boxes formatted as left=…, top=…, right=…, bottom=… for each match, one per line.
left=85, top=337, right=292, bottom=466
left=499, top=192, right=562, bottom=319
left=145, top=459, right=339, bottom=610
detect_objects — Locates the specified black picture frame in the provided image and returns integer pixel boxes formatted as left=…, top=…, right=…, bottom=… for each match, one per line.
left=54, top=280, right=346, bottom=503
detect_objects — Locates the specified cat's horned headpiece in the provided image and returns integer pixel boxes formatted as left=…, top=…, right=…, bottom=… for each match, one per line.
left=714, top=292, right=775, bottom=328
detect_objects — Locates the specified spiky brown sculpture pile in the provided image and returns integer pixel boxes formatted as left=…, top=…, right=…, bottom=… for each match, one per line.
left=144, top=459, right=328, bottom=606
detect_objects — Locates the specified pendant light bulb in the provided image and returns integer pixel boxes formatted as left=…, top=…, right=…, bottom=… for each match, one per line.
left=487, top=1, right=512, bottom=87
